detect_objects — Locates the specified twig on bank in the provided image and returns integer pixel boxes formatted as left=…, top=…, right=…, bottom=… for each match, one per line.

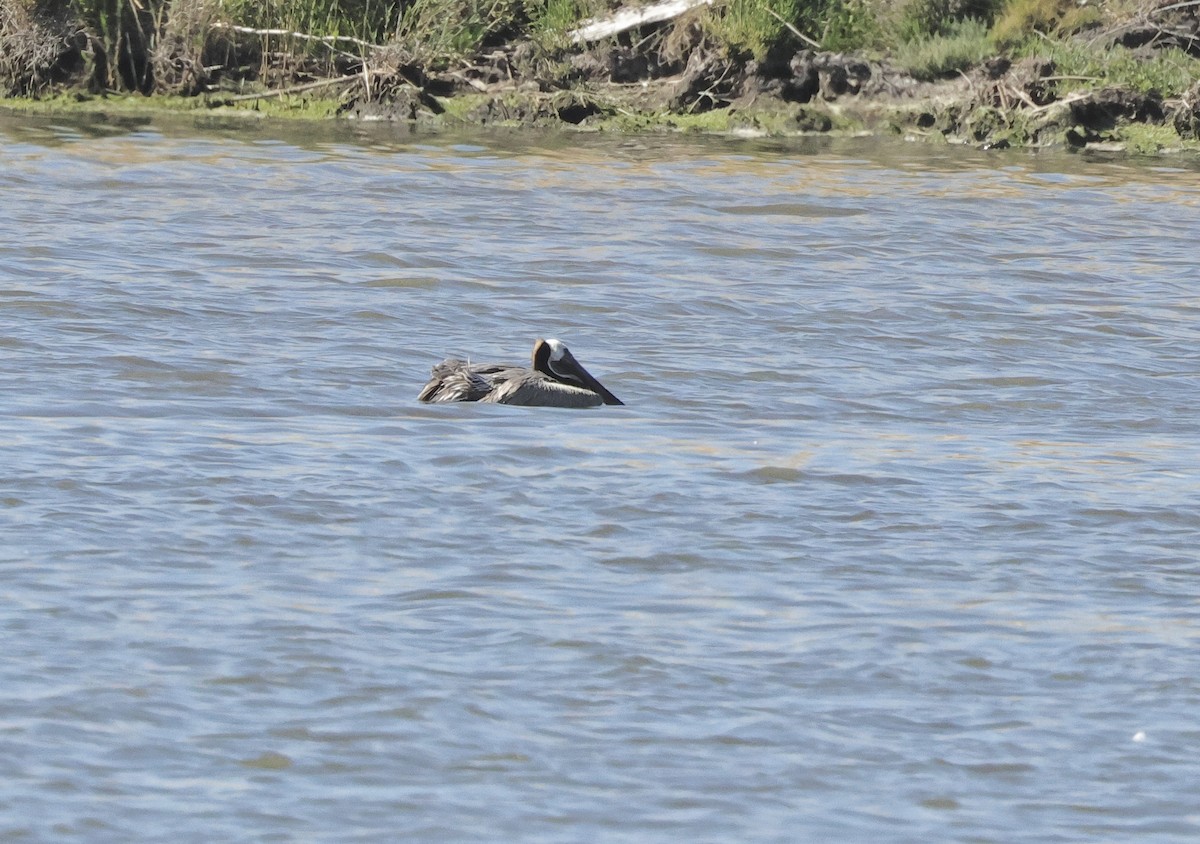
left=446, top=70, right=490, bottom=92
left=762, top=6, right=822, bottom=50
left=1150, top=0, right=1200, bottom=15
left=1007, top=84, right=1038, bottom=110
left=686, top=60, right=734, bottom=113
left=633, top=27, right=664, bottom=53
left=1027, top=92, right=1092, bottom=115
left=223, top=75, right=362, bottom=102
left=212, top=22, right=383, bottom=53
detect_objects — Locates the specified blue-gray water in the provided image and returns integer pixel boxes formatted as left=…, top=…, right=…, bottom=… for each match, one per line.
left=3, top=112, right=1200, bottom=842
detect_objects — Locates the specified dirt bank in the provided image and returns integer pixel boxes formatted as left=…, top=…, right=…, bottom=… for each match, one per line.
left=338, top=43, right=1198, bottom=155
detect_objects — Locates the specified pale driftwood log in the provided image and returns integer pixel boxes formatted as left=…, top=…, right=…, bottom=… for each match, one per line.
left=569, top=0, right=713, bottom=44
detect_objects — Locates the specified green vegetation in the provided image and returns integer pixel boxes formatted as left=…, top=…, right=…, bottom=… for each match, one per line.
left=226, top=0, right=399, bottom=45
left=395, top=0, right=527, bottom=63
left=704, top=0, right=881, bottom=60
left=991, top=0, right=1098, bottom=44
left=0, top=88, right=344, bottom=118
left=529, top=0, right=595, bottom=44
left=897, top=0, right=1001, bottom=39
left=894, top=16, right=992, bottom=81
left=820, top=0, right=882, bottom=51
left=1118, top=122, right=1185, bottom=156
left=704, top=0, right=803, bottom=59
left=1014, top=37, right=1199, bottom=98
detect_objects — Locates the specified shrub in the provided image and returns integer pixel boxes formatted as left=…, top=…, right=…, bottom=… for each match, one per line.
left=0, top=1, right=77, bottom=94
left=898, top=0, right=1003, bottom=39
left=395, top=0, right=528, bottom=64
left=991, top=0, right=1093, bottom=44
left=153, top=0, right=223, bottom=94
left=1015, top=36, right=1200, bottom=97
left=821, top=0, right=883, bottom=51
left=225, top=0, right=402, bottom=45
left=704, top=0, right=878, bottom=61
left=894, top=16, right=992, bottom=80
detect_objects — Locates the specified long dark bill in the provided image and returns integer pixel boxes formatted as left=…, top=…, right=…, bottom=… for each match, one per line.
left=558, top=351, right=624, bottom=406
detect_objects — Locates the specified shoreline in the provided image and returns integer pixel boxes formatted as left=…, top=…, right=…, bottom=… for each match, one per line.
left=3, top=2, right=1199, bottom=156
left=4, top=77, right=1195, bottom=159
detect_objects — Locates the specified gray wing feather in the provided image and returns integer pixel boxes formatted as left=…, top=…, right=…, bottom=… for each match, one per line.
left=419, top=359, right=507, bottom=403
left=484, top=374, right=603, bottom=407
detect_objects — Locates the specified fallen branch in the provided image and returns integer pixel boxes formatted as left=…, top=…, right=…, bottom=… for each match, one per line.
left=1007, top=83, right=1038, bottom=110
left=762, top=6, right=822, bottom=50
left=1027, top=92, right=1092, bottom=115
left=446, top=70, right=491, bottom=92
left=212, top=22, right=382, bottom=53
left=1150, top=0, right=1200, bottom=16
left=222, top=74, right=362, bottom=102
left=570, top=0, right=713, bottom=44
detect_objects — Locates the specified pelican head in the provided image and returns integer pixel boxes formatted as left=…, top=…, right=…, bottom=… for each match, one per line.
left=533, top=338, right=623, bottom=405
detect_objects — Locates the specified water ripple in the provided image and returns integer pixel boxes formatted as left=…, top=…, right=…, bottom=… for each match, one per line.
left=2, top=112, right=1200, bottom=842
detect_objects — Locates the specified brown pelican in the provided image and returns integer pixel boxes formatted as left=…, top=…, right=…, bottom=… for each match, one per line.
left=418, top=338, right=623, bottom=408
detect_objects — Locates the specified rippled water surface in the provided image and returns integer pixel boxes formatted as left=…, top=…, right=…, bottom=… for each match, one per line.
left=3, top=111, right=1200, bottom=842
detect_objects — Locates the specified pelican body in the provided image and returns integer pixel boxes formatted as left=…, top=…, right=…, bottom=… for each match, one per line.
left=418, top=338, right=623, bottom=408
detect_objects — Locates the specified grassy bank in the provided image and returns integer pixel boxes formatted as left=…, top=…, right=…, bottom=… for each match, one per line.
left=2, top=0, right=1199, bottom=151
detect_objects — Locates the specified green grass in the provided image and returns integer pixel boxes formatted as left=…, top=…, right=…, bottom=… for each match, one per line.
left=1118, top=122, right=1187, bottom=156
left=0, top=89, right=343, bottom=118
left=1015, top=37, right=1200, bottom=97
left=990, top=0, right=1097, bottom=45
left=529, top=0, right=595, bottom=43
left=393, top=0, right=528, bottom=64
left=894, top=17, right=992, bottom=81
left=703, top=0, right=800, bottom=60
left=898, top=0, right=1002, bottom=39
left=703, top=0, right=879, bottom=61
left=820, top=0, right=882, bottom=51
left=224, top=0, right=400, bottom=45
